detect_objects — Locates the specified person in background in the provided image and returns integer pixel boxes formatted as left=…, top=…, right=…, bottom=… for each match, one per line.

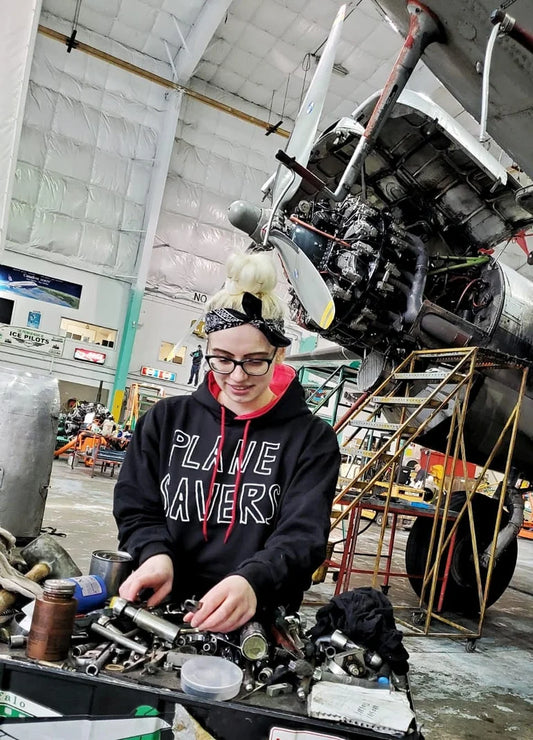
left=412, top=461, right=427, bottom=486
left=187, top=344, right=204, bottom=386
left=65, top=397, right=78, bottom=412
left=101, top=415, right=117, bottom=437
left=113, top=252, right=341, bottom=633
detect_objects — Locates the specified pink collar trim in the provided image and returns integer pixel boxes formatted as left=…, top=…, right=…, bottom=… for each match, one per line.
left=207, top=364, right=296, bottom=419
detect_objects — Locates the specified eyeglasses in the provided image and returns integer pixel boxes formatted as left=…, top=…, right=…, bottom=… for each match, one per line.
left=205, top=351, right=277, bottom=376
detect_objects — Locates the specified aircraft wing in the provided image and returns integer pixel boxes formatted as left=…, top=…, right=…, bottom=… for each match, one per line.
left=372, top=0, right=533, bottom=178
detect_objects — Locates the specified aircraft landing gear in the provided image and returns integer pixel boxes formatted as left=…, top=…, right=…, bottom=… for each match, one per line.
left=405, top=492, right=518, bottom=615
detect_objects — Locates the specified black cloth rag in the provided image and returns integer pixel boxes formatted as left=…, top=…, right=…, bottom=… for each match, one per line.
left=309, top=586, right=410, bottom=675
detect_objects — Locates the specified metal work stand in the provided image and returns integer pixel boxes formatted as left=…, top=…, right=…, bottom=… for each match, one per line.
left=326, top=346, right=529, bottom=642
left=332, top=499, right=457, bottom=605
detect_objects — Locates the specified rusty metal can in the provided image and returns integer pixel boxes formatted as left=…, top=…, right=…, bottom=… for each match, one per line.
left=26, top=579, right=77, bottom=661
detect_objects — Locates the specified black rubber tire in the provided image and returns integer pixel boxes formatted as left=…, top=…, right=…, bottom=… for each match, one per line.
left=405, top=492, right=518, bottom=615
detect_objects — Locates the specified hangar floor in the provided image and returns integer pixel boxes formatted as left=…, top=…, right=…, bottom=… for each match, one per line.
left=42, top=458, right=533, bottom=739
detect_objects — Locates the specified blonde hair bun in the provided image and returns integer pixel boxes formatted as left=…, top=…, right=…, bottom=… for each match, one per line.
left=225, top=252, right=277, bottom=296
left=207, top=252, right=285, bottom=321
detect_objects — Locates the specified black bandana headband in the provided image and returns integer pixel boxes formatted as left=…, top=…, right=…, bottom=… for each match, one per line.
left=205, top=292, right=291, bottom=348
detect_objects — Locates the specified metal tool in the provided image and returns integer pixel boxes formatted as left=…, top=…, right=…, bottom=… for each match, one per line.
left=72, top=642, right=99, bottom=658
left=289, top=659, right=314, bottom=703
left=240, top=663, right=291, bottom=699
left=257, top=665, right=273, bottom=683
left=182, top=598, right=203, bottom=613
left=164, top=650, right=200, bottom=669
left=85, top=642, right=116, bottom=676
left=142, top=649, right=168, bottom=675
left=90, top=621, right=148, bottom=655
left=272, top=608, right=305, bottom=658
left=296, top=676, right=311, bottom=702
left=122, top=653, right=150, bottom=673
left=7, top=634, right=26, bottom=649
left=266, top=682, right=292, bottom=697
left=242, top=665, right=255, bottom=693
left=111, top=597, right=182, bottom=644
left=239, top=621, right=269, bottom=661
left=329, top=629, right=359, bottom=651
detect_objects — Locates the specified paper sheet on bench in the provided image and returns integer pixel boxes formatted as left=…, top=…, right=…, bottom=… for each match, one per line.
left=309, top=682, right=415, bottom=737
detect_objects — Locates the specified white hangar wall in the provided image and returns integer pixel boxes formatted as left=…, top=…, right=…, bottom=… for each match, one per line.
left=147, top=88, right=283, bottom=297
left=1, top=28, right=309, bottom=404
left=6, top=34, right=166, bottom=275
left=0, top=30, right=169, bottom=401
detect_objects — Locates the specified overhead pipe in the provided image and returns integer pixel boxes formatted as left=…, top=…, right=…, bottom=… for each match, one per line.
left=402, top=233, right=429, bottom=325
left=37, top=25, right=290, bottom=138
left=480, top=487, right=524, bottom=567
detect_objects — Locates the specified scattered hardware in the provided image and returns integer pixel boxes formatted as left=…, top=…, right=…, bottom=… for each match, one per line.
left=0, top=531, right=411, bottom=725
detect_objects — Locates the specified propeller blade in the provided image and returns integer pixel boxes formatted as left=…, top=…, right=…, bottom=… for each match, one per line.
left=269, top=229, right=335, bottom=329
left=270, top=4, right=346, bottom=209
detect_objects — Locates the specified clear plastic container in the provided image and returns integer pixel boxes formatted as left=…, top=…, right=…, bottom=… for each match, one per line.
left=180, top=656, right=243, bottom=701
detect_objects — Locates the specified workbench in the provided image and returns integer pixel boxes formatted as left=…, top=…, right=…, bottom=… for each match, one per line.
left=0, top=650, right=424, bottom=739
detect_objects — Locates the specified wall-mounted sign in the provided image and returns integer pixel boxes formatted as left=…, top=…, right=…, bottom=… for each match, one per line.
left=141, top=366, right=176, bottom=382
left=0, top=326, right=64, bottom=356
left=192, top=292, right=208, bottom=304
left=74, top=347, right=106, bottom=365
left=0, top=265, right=82, bottom=309
left=27, top=311, right=41, bottom=329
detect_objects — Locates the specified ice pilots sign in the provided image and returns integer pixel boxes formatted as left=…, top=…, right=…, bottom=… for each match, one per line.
left=0, top=325, right=65, bottom=356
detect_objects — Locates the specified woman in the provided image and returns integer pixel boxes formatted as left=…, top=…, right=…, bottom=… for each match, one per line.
left=113, top=253, right=340, bottom=633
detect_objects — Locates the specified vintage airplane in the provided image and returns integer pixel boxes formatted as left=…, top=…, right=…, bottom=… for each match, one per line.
left=228, top=1, right=533, bottom=613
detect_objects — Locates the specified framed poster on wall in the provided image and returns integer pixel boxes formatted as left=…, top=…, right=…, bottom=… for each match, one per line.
left=0, top=265, right=82, bottom=309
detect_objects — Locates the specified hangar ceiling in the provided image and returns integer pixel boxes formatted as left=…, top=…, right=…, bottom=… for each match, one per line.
left=6, top=0, right=533, bottom=304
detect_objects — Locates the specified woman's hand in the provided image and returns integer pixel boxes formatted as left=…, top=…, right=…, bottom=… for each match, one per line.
left=118, top=553, right=173, bottom=607
left=184, top=575, right=257, bottom=632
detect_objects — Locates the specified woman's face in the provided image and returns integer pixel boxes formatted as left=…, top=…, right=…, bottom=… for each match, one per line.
left=207, top=323, right=284, bottom=412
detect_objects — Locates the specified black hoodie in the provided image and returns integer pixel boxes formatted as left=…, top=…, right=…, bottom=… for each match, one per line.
left=113, top=364, right=340, bottom=610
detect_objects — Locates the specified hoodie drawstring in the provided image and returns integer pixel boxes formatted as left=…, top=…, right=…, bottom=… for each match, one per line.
left=224, top=419, right=251, bottom=543
left=202, top=406, right=226, bottom=541
left=202, top=408, right=251, bottom=542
